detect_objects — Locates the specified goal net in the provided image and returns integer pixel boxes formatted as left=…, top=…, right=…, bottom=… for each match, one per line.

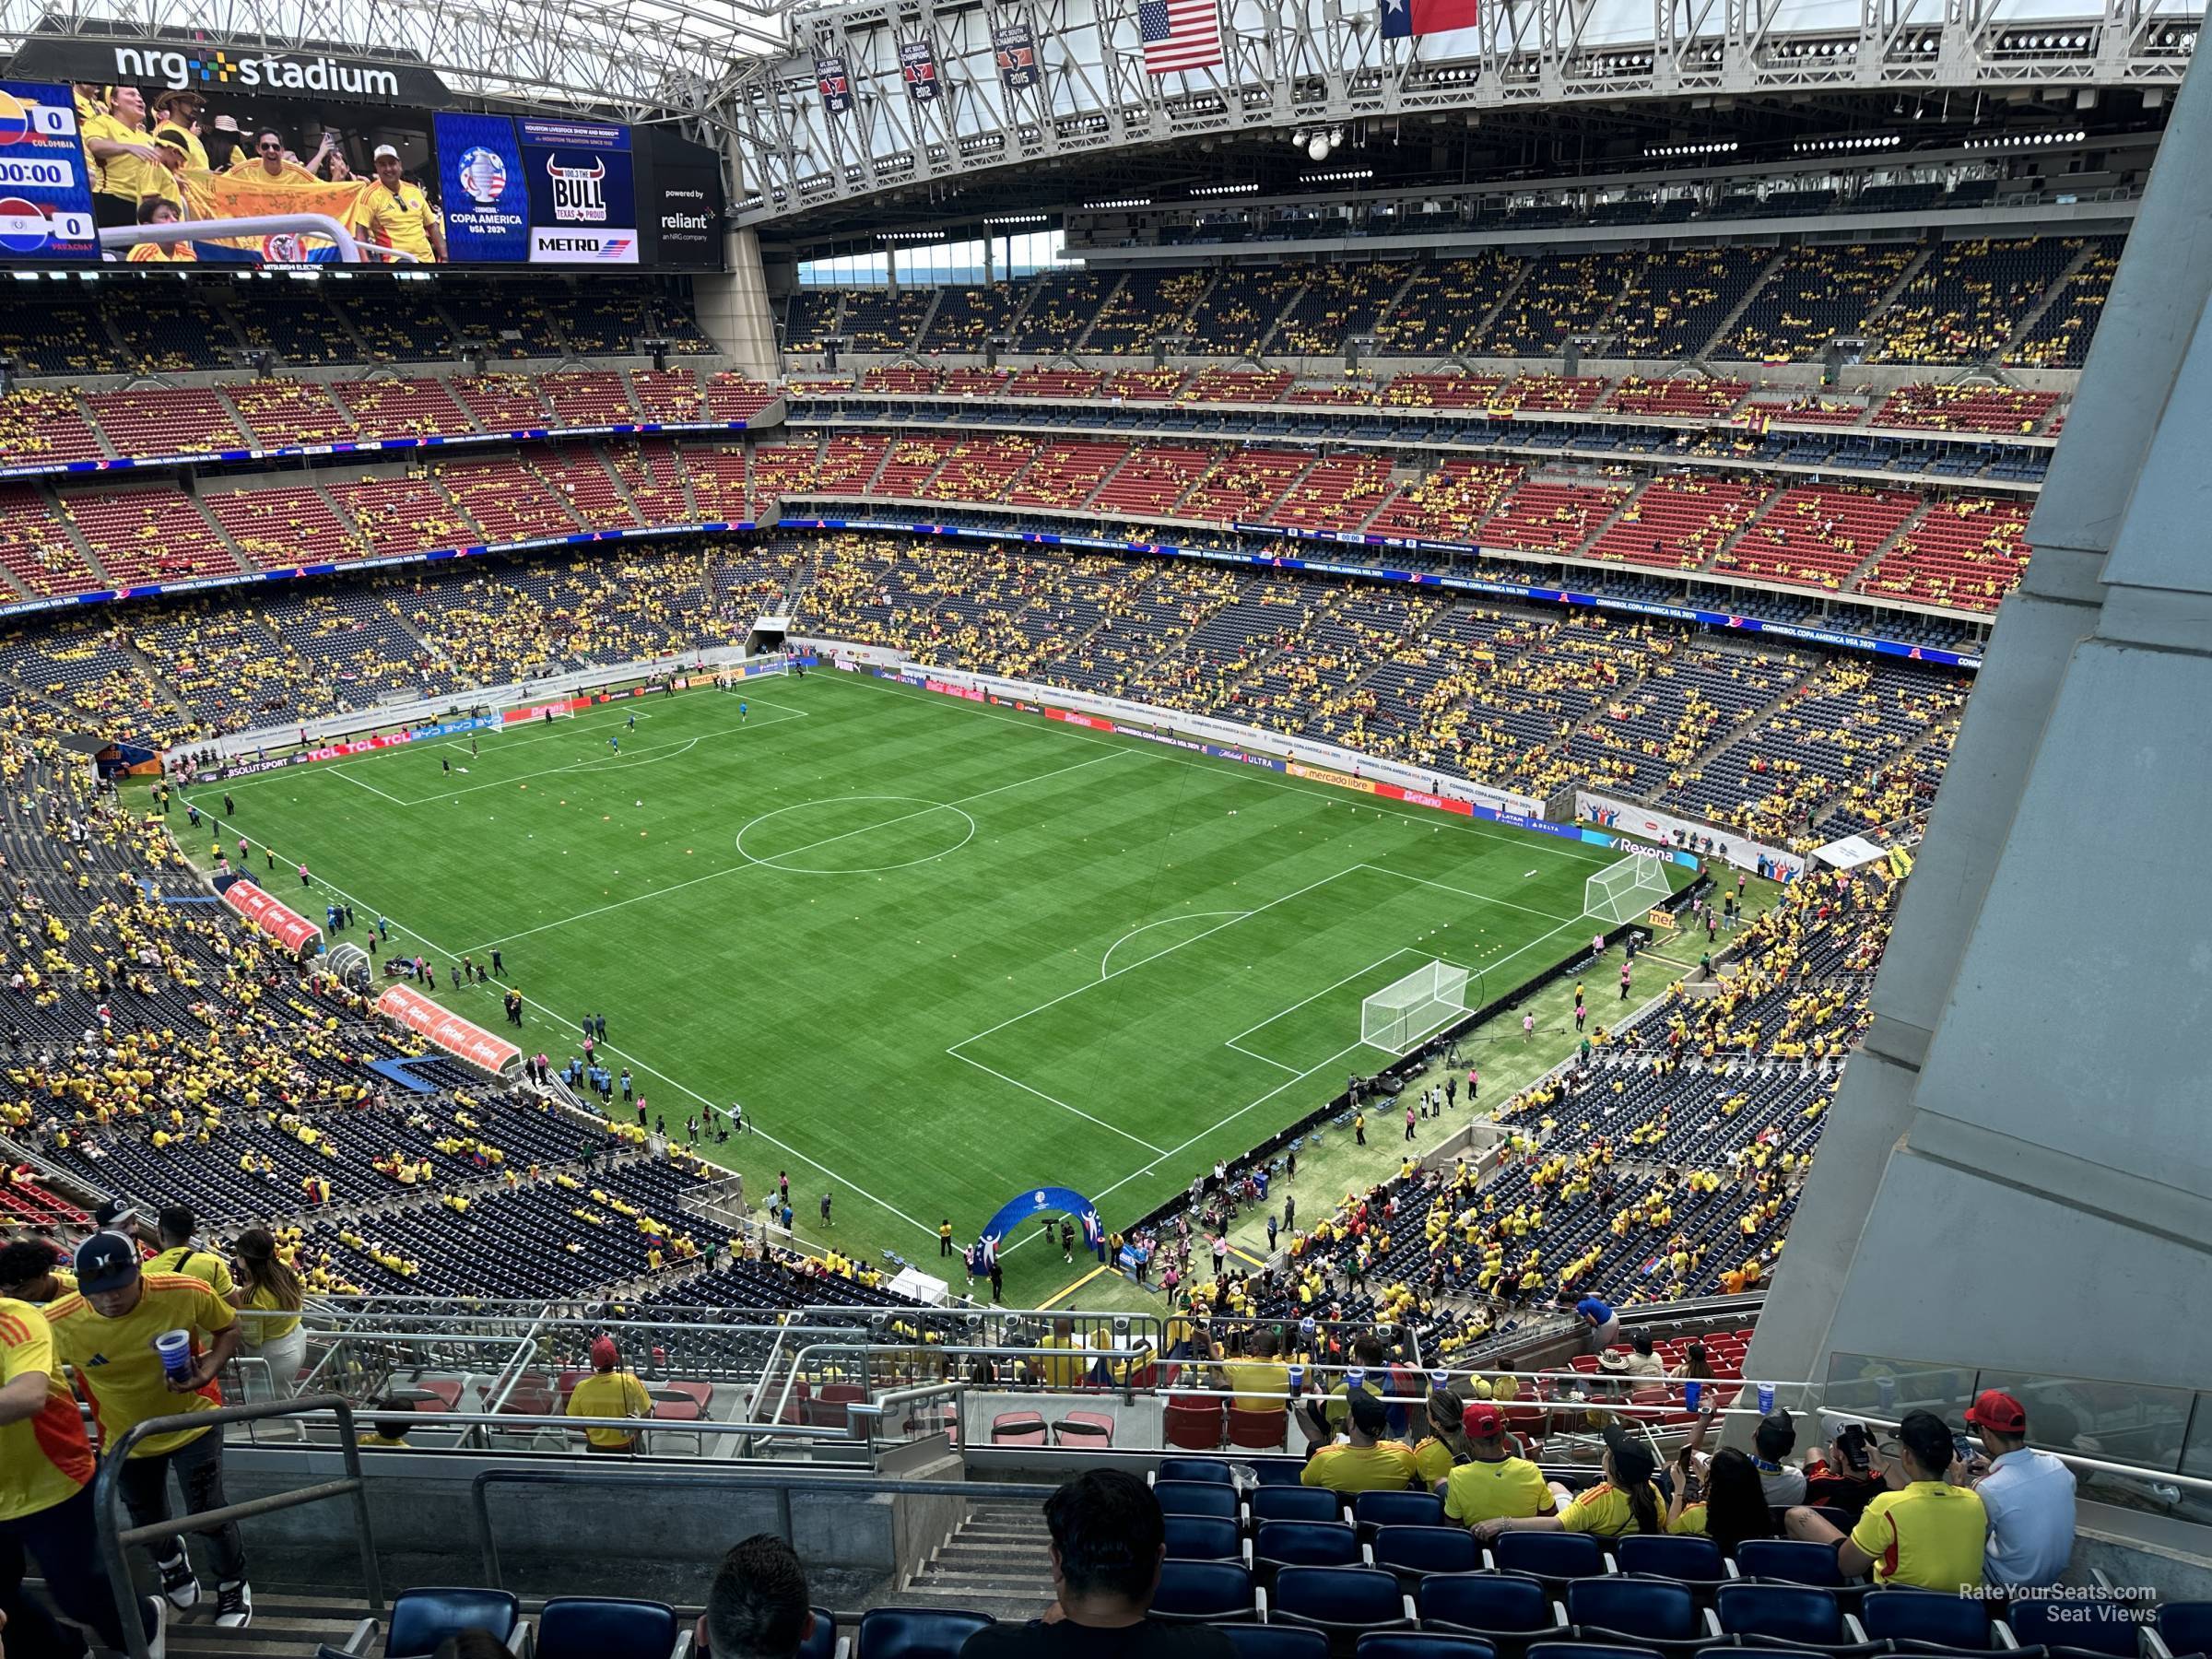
left=1360, top=960, right=1472, bottom=1054
left=1584, top=853, right=1673, bottom=926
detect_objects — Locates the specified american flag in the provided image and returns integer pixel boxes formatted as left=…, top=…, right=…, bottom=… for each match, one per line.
left=1140, top=0, right=1225, bottom=73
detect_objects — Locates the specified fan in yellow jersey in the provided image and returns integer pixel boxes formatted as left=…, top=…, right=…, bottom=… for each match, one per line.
left=127, top=198, right=198, bottom=264
left=146, top=1205, right=236, bottom=1298
left=361, top=144, right=447, bottom=264
left=1436, top=1401, right=1559, bottom=1527
left=0, top=1240, right=75, bottom=1304
left=0, top=1295, right=169, bottom=1655
left=566, top=1335, right=653, bottom=1452
left=79, top=84, right=164, bottom=229
left=1300, top=1387, right=1418, bottom=1494
left=1471, top=1429, right=1666, bottom=1542
left=45, top=1232, right=255, bottom=1630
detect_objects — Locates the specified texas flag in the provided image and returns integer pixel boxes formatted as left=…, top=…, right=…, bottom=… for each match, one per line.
left=1381, top=0, right=1479, bottom=35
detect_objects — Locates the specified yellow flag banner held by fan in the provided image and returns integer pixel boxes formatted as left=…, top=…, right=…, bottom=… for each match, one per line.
left=181, top=168, right=371, bottom=259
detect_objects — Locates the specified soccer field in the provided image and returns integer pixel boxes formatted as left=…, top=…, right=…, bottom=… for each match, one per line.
left=176, top=669, right=1672, bottom=1303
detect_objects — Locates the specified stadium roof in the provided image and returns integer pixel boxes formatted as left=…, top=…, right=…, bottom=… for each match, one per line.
left=1, top=0, right=794, bottom=123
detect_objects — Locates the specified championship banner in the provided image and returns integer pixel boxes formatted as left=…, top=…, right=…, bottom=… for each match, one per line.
left=900, top=39, right=944, bottom=101
left=220, top=880, right=324, bottom=958
left=375, top=984, right=523, bottom=1076
left=993, top=24, right=1041, bottom=89
left=815, top=53, right=854, bottom=113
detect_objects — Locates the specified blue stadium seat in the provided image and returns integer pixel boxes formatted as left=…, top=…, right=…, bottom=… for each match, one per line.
left=1357, top=1491, right=1450, bottom=1536
left=2152, top=1602, right=2212, bottom=1659
left=1159, top=1457, right=1237, bottom=1484
left=1254, top=1521, right=1365, bottom=1579
left=1714, top=1583, right=1859, bottom=1650
left=1253, top=1487, right=1348, bottom=1526
left=1153, top=1560, right=1261, bottom=1624
left=1613, top=1535, right=1729, bottom=1587
left=1254, top=1462, right=1312, bottom=1486
left=801, top=1606, right=839, bottom=1659
left=1156, top=1479, right=1241, bottom=1520
left=1164, top=1513, right=1246, bottom=1563
left=1419, top=1571, right=1572, bottom=1656
left=1565, top=1576, right=1717, bottom=1657
left=1491, top=1533, right=1609, bottom=1589
left=1735, top=1539, right=1848, bottom=1589
left=1858, top=1588, right=1994, bottom=1650
left=2005, top=1595, right=2143, bottom=1658
left=854, top=1607, right=994, bottom=1659
left=385, top=1588, right=522, bottom=1657
left=1224, top=1627, right=1331, bottom=1659
left=1272, top=1565, right=1417, bottom=1651
left=1371, top=1525, right=1481, bottom=1584
left=535, top=1597, right=677, bottom=1659
left=1357, top=1635, right=1499, bottom=1659
left=1525, top=1643, right=1666, bottom=1659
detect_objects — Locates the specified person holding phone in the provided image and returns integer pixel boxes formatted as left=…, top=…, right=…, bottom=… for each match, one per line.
left=1783, top=1409, right=1987, bottom=1590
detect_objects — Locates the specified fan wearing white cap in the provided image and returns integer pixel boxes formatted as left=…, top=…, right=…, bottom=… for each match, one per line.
left=363, top=143, right=446, bottom=265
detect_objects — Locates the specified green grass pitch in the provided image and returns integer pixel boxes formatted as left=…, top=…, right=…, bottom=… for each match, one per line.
left=175, top=669, right=1678, bottom=1304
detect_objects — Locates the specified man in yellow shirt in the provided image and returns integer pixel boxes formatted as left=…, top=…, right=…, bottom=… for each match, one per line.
left=147, top=1204, right=236, bottom=1298
left=0, top=1241, right=75, bottom=1304
left=1786, top=1410, right=1988, bottom=1591
left=1437, top=1401, right=1558, bottom=1525
left=567, top=1335, right=653, bottom=1452
left=361, top=144, right=446, bottom=264
left=150, top=89, right=210, bottom=171
left=1218, top=1328, right=1290, bottom=1413
left=0, top=1296, right=168, bottom=1654
left=47, top=1232, right=253, bottom=1627
left=79, top=84, right=162, bottom=228
left=1300, top=1388, right=1418, bottom=1494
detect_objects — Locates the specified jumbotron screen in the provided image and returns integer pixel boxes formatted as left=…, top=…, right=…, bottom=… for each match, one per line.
left=0, top=42, right=724, bottom=269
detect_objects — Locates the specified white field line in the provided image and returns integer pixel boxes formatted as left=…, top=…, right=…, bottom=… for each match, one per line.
left=1357, top=862, right=1584, bottom=925
left=457, top=745, right=1137, bottom=954
left=947, top=1051, right=1170, bottom=1157
left=324, top=765, right=408, bottom=805
left=1097, top=911, right=1250, bottom=980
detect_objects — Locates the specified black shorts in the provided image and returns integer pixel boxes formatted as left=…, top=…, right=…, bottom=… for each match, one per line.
left=93, top=193, right=141, bottom=230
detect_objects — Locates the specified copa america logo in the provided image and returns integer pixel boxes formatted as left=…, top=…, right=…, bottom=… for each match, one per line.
left=458, top=147, right=507, bottom=206
left=544, top=152, right=607, bottom=223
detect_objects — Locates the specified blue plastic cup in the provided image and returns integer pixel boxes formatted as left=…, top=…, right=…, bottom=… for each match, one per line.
left=1757, top=1381, right=1776, bottom=1416
left=1684, top=1379, right=1702, bottom=1413
left=1287, top=1365, right=1305, bottom=1395
left=155, top=1329, right=193, bottom=1382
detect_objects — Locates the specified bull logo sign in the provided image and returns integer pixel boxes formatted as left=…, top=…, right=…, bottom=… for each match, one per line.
left=545, top=151, right=607, bottom=223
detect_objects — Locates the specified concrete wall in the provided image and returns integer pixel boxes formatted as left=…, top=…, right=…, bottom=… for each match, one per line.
left=697, top=228, right=781, bottom=378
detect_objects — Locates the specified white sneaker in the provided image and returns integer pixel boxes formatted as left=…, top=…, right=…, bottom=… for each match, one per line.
left=142, top=1594, right=170, bottom=1659
left=156, top=1553, right=200, bottom=1610
left=214, top=1579, right=253, bottom=1630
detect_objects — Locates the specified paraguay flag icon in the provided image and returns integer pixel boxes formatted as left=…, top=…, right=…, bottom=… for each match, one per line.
left=0, top=196, right=56, bottom=254
left=0, top=89, right=33, bottom=145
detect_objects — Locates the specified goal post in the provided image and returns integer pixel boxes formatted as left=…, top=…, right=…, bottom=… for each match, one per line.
left=1360, top=959, right=1473, bottom=1054
left=1583, top=853, right=1673, bottom=926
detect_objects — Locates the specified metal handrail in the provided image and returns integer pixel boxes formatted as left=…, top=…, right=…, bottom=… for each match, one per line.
left=470, top=1468, right=1062, bottom=1589
left=94, top=1394, right=382, bottom=1659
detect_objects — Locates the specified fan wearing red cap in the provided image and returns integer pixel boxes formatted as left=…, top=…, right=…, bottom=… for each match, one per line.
left=1963, top=1391, right=2077, bottom=1588
left=565, top=1335, right=653, bottom=1453
left=1434, top=1399, right=1558, bottom=1529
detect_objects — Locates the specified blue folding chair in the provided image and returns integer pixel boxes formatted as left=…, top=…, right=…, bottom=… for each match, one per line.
left=1273, top=1565, right=1417, bottom=1651
left=535, top=1597, right=677, bottom=1659
left=2151, top=1603, right=2212, bottom=1659
left=1371, top=1525, right=1481, bottom=1586
left=1357, top=1490, right=1450, bottom=1537
left=1714, top=1582, right=1862, bottom=1651
left=1566, top=1576, right=1717, bottom=1658
left=853, top=1606, right=994, bottom=1659
left=1736, top=1539, right=1848, bottom=1589
left=1253, top=1486, right=1348, bottom=1526
left=1153, top=1559, right=1261, bottom=1624
left=1155, top=1479, right=1242, bottom=1520
left=1224, top=1627, right=1332, bottom=1659
left=1491, top=1532, right=1609, bottom=1591
left=1164, top=1512, right=1246, bottom=1563
left=1358, top=1636, right=1500, bottom=1659
left=1859, top=1588, right=1994, bottom=1651
left=2006, top=1594, right=2143, bottom=1658
left=1158, top=1456, right=1238, bottom=1484
left=1254, top=1520, right=1365, bottom=1582
left=1419, top=1571, right=1572, bottom=1658
left=384, top=1588, right=522, bottom=1657
left=1614, top=1534, right=1730, bottom=1589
